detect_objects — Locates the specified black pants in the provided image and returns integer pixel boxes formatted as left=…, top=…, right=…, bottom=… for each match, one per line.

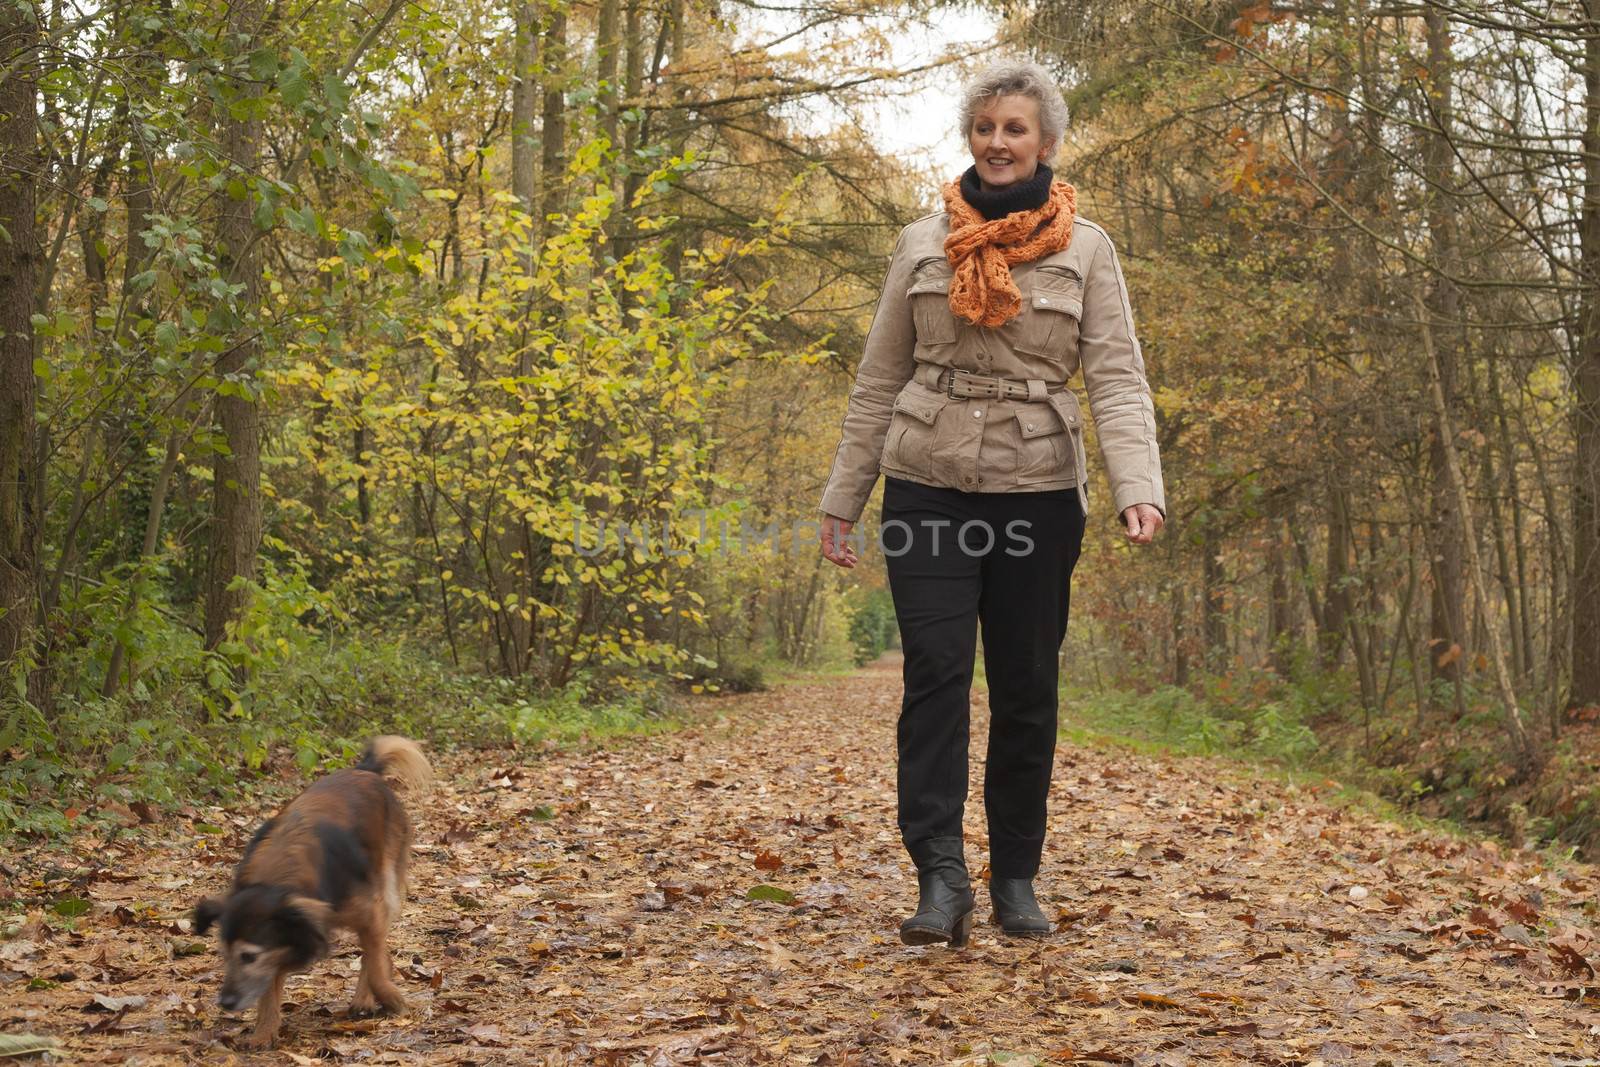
left=880, top=475, right=1086, bottom=879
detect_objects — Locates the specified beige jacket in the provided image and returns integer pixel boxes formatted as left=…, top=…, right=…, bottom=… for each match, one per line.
left=818, top=209, right=1166, bottom=524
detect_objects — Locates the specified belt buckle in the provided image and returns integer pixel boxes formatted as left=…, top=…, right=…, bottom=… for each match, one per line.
left=947, top=368, right=1002, bottom=400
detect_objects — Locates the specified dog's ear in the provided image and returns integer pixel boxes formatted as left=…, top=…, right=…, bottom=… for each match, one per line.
left=193, top=896, right=224, bottom=936
left=273, top=895, right=332, bottom=969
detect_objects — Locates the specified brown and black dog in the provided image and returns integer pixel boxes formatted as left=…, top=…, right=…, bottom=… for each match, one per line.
left=193, top=736, right=432, bottom=1049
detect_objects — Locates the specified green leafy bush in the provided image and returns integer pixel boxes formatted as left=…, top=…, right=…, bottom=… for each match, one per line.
left=0, top=555, right=682, bottom=839
left=847, top=587, right=898, bottom=667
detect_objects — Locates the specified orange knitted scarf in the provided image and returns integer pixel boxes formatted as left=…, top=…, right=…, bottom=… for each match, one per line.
left=940, top=177, right=1077, bottom=327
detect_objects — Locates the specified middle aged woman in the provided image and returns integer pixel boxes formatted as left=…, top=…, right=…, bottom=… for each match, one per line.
left=816, top=59, right=1166, bottom=947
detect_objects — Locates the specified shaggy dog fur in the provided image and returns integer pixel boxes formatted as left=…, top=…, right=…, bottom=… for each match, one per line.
left=193, top=736, right=431, bottom=1050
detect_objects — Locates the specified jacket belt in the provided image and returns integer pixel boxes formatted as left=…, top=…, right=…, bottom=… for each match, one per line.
left=919, top=363, right=1066, bottom=402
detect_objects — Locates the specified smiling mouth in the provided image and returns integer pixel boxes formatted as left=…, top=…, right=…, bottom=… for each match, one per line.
left=987, top=158, right=1013, bottom=166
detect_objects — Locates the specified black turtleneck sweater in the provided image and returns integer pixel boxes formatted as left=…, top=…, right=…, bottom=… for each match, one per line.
left=958, top=162, right=1054, bottom=221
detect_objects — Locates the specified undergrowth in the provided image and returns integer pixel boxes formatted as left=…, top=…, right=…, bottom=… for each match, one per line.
left=1057, top=661, right=1599, bottom=864
left=1, top=552, right=882, bottom=841
left=0, top=634, right=679, bottom=841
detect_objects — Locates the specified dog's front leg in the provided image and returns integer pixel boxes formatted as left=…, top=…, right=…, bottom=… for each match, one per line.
left=239, top=973, right=287, bottom=1050
left=371, top=936, right=407, bottom=1014
left=352, top=920, right=406, bottom=1015
left=350, top=955, right=376, bottom=1016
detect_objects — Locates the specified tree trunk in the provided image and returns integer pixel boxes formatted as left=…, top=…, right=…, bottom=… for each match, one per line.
left=204, top=0, right=267, bottom=650
left=613, top=0, right=644, bottom=263
left=123, top=10, right=158, bottom=301
left=1479, top=383, right=1525, bottom=681
left=1573, top=4, right=1600, bottom=708
left=1422, top=8, right=1469, bottom=692
left=1320, top=484, right=1351, bottom=671
left=0, top=0, right=42, bottom=703
left=511, top=0, right=539, bottom=223
left=1346, top=522, right=1379, bottom=713
left=1487, top=353, right=1533, bottom=683
left=538, top=4, right=568, bottom=235
left=103, top=433, right=183, bottom=695
left=1201, top=522, right=1226, bottom=669
left=1172, top=581, right=1189, bottom=688
left=354, top=425, right=371, bottom=527
left=597, top=0, right=620, bottom=151
left=595, top=0, right=621, bottom=250
left=1268, top=520, right=1292, bottom=676
left=1416, top=287, right=1533, bottom=767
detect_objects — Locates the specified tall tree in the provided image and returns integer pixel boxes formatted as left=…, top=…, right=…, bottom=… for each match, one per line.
left=597, top=0, right=620, bottom=152
left=612, top=0, right=644, bottom=263
left=0, top=0, right=41, bottom=703
left=511, top=1, right=539, bottom=221
left=205, top=0, right=268, bottom=649
left=538, top=2, right=568, bottom=233
left=1420, top=8, right=1470, bottom=693
left=1574, top=2, right=1600, bottom=708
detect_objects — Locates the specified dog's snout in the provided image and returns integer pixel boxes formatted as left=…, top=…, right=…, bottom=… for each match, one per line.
left=219, top=991, right=239, bottom=1011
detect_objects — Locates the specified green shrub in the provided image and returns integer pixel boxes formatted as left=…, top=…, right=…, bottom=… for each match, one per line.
left=1060, top=678, right=1323, bottom=767
left=0, top=556, right=685, bottom=839
left=847, top=587, right=898, bottom=666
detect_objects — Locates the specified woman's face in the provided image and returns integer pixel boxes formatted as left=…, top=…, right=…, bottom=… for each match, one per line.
left=968, top=94, right=1052, bottom=191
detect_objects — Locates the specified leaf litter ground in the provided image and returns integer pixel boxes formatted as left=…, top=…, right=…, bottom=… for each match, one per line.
left=3, top=653, right=1599, bottom=1065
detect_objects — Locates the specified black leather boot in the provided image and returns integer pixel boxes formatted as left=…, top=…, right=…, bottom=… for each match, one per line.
left=990, top=877, right=1052, bottom=937
left=900, top=836, right=977, bottom=947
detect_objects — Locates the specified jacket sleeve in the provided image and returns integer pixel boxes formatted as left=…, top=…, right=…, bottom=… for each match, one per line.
left=817, top=226, right=917, bottom=523
left=1078, top=227, right=1167, bottom=519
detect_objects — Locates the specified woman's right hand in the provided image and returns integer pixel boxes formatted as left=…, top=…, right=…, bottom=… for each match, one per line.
left=819, top=514, right=858, bottom=569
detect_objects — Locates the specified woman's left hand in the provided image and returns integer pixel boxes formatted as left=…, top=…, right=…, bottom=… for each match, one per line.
left=1121, top=504, right=1164, bottom=545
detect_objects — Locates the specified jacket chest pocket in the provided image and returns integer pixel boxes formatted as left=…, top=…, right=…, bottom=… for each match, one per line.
left=1013, top=266, right=1083, bottom=359
left=906, top=258, right=957, bottom=347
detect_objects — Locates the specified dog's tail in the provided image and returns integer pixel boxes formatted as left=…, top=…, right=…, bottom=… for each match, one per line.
left=357, top=735, right=433, bottom=793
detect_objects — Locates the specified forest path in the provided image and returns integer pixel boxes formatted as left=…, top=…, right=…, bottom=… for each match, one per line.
left=7, top=655, right=1600, bottom=1065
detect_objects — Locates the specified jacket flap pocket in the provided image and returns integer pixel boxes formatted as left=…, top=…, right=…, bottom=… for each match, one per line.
left=1045, top=390, right=1083, bottom=431
left=1016, top=406, right=1066, bottom=439
left=1035, top=263, right=1081, bottom=282
left=1030, top=286, right=1082, bottom=317
left=893, top=392, right=943, bottom=425
left=1031, top=267, right=1082, bottom=315
left=907, top=258, right=953, bottom=297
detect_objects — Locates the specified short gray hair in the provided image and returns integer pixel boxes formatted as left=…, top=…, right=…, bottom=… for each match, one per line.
left=957, top=59, right=1069, bottom=155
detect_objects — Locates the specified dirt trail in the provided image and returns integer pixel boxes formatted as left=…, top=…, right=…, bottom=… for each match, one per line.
left=4, top=655, right=1599, bottom=1065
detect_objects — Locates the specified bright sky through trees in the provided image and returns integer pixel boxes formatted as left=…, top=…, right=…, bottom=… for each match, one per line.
left=730, top=1, right=1000, bottom=202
